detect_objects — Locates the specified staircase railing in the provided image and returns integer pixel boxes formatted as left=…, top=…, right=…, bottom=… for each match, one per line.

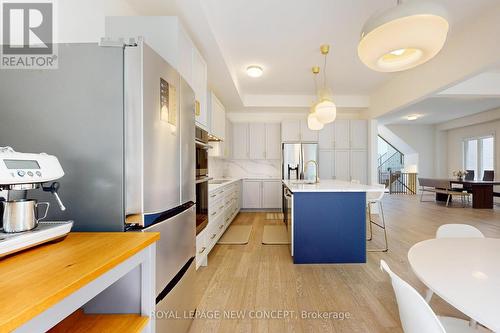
left=379, top=171, right=417, bottom=195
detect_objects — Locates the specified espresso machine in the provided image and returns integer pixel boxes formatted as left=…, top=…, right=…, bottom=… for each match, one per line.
left=0, top=147, right=73, bottom=257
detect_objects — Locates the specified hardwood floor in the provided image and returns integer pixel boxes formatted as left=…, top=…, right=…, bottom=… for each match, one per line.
left=189, top=195, right=500, bottom=333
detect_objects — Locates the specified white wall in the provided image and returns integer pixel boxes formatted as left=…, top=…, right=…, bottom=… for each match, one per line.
left=57, top=0, right=141, bottom=43
left=446, top=119, right=500, bottom=178
left=385, top=124, right=437, bottom=178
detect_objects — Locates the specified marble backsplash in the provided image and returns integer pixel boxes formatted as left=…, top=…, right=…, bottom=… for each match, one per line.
left=208, top=157, right=281, bottom=179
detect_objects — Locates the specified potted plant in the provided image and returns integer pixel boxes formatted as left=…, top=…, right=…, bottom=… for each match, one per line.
left=452, top=170, right=468, bottom=181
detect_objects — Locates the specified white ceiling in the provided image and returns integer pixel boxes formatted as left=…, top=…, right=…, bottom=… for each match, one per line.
left=378, top=95, right=500, bottom=125
left=199, top=0, right=497, bottom=109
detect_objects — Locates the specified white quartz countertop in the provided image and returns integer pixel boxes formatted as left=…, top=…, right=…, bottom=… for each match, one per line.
left=208, top=178, right=241, bottom=193
left=282, top=180, right=386, bottom=193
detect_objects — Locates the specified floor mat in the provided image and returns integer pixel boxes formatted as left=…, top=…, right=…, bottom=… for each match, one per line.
left=262, top=224, right=290, bottom=245
left=217, top=225, right=252, bottom=245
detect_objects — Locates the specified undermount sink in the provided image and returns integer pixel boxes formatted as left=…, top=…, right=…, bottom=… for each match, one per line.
left=210, top=179, right=231, bottom=185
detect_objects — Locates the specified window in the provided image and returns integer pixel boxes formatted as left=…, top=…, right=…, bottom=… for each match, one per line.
left=463, top=136, right=495, bottom=180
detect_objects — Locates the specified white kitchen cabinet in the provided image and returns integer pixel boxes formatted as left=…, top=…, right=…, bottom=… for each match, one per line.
left=210, top=92, right=226, bottom=140
left=232, top=123, right=249, bottom=159
left=262, top=180, right=282, bottom=209
left=281, top=120, right=301, bottom=142
left=319, top=150, right=334, bottom=180
left=300, top=120, right=319, bottom=142
left=318, top=123, right=335, bottom=150
left=350, top=120, right=368, bottom=150
left=334, top=120, right=350, bottom=149
left=334, top=150, right=350, bottom=181
left=350, top=151, right=368, bottom=184
left=243, top=180, right=262, bottom=209
left=249, top=123, right=266, bottom=159
left=265, top=123, right=281, bottom=160
left=192, top=47, right=208, bottom=129
left=281, top=120, right=318, bottom=142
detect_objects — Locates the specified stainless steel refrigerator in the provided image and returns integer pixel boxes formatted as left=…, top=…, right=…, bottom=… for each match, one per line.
left=0, top=39, right=197, bottom=332
left=282, top=143, right=319, bottom=181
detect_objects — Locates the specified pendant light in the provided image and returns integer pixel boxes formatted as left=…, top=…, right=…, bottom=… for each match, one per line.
left=307, top=66, right=324, bottom=131
left=358, top=0, right=449, bottom=72
left=314, top=45, right=336, bottom=124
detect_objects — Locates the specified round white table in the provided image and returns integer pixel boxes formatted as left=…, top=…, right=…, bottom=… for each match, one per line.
left=408, top=238, right=500, bottom=332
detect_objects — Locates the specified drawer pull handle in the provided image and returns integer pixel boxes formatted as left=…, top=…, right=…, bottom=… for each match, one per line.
left=198, top=247, right=206, bottom=254
left=219, top=225, right=224, bottom=229
left=211, top=212, right=216, bottom=216
left=219, top=206, right=224, bottom=210
left=210, top=194, right=216, bottom=198
left=211, top=233, right=217, bottom=239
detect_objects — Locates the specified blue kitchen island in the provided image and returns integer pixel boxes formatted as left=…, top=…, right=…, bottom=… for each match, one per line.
left=283, top=180, right=382, bottom=264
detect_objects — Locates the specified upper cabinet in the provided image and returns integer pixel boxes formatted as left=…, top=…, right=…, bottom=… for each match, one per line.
left=349, top=120, right=368, bottom=150
left=318, top=123, right=335, bottom=150
left=192, top=48, right=208, bottom=129
left=249, top=123, right=266, bottom=159
left=232, top=123, right=281, bottom=160
left=281, top=120, right=300, bottom=142
left=318, top=120, right=368, bottom=150
left=265, top=123, right=281, bottom=160
left=210, top=92, right=225, bottom=140
left=105, top=16, right=209, bottom=129
left=232, top=123, right=249, bottom=159
left=334, top=120, right=350, bottom=149
left=281, top=120, right=318, bottom=142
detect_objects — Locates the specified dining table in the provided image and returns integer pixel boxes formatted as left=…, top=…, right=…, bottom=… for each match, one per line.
left=408, top=238, right=500, bottom=332
left=435, top=179, right=500, bottom=209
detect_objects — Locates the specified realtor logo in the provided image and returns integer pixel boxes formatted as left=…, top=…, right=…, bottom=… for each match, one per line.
left=1, top=0, right=57, bottom=69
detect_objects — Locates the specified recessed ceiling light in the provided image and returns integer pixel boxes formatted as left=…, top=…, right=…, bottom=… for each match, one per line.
left=246, top=65, right=263, bottom=78
left=406, top=114, right=420, bottom=121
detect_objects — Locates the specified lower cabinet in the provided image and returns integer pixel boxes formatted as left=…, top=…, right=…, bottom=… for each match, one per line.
left=196, top=180, right=241, bottom=269
left=242, top=179, right=282, bottom=209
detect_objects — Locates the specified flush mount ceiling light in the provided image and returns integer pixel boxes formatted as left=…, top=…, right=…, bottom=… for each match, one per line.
left=406, top=114, right=420, bottom=121
left=246, top=65, right=263, bottom=78
left=358, top=0, right=449, bottom=72
left=313, top=45, right=337, bottom=124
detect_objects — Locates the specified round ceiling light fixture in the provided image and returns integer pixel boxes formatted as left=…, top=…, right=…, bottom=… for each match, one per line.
left=246, top=65, right=263, bottom=78
left=406, top=114, right=420, bottom=121
left=358, top=0, right=449, bottom=72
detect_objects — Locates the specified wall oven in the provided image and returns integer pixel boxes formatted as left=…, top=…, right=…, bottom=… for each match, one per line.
left=195, top=126, right=210, bottom=235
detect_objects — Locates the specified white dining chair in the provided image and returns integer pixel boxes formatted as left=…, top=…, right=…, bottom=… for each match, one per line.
left=380, top=260, right=489, bottom=333
left=425, top=224, right=485, bottom=304
left=367, top=184, right=388, bottom=252
left=436, top=224, right=485, bottom=239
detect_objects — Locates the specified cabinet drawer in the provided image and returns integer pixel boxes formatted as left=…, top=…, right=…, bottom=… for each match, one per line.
left=196, top=230, right=207, bottom=257
left=209, top=188, right=225, bottom=204
left=208, top=197, right=225, bottom=221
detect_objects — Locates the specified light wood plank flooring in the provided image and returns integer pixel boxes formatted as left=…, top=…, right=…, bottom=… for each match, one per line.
left=190, top=195, right=500, bottom=333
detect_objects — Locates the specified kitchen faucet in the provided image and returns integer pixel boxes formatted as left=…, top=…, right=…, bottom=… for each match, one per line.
left=304, top=160, right=319, bottom=184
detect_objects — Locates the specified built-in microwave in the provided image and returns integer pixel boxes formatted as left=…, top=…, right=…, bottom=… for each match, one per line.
left=195, top=127, right=209, bottom=178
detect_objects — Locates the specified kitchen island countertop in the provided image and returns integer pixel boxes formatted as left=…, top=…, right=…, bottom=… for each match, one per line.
left=283, top=179, right=385, bottom=193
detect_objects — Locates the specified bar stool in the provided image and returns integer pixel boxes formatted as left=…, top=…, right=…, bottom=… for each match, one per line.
left=367, top=184, right=388, bottom=252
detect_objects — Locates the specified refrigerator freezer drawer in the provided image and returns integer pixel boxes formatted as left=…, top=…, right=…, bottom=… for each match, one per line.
left=141, top=203, right=195, bottom=296
left=156, top=259, right=198, bottom=333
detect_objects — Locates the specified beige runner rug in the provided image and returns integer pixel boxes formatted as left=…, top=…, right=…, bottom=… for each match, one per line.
left=217, top=225, right=252, bottom=245
left=262, top=225, right=290, bottom=245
